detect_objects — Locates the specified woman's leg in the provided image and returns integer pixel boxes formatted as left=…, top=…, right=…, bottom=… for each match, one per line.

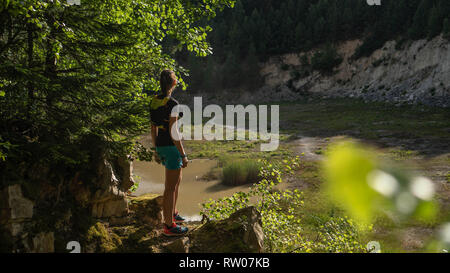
left=163, top=168, right=182, bottom=226
left=174, top=169, right=182, bottom=214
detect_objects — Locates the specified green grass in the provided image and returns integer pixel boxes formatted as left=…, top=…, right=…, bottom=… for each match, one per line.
left=388, top=149, right=419, bottom=160
left=184, top=139, right=293, bottom=160
left=278, top=98, right=450, bottom=141
left=221, top=158, right=262, bottom=186
left=182, top=98, right=450, bottom=253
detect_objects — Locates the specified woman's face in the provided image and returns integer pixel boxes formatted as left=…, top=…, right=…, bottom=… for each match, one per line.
left=171, top=73, right=178, bottom=89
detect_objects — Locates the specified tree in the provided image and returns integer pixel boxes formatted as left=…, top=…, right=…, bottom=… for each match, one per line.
left=0, top=0, right=235, bottom=187
left=203, top=56, right=218, bottom=92
left=428, top=5, right=442, bottom=38
left=443, top=18, right=450, bottom=39
left=243, top=42, right=261, bottom=89
left=294, top=22, right=306, bottom=50
left=409, top=0, right=432, bottom=39
left=311, top=45, right=342, bottom=73
left=221, top=51, right=241, bottom=88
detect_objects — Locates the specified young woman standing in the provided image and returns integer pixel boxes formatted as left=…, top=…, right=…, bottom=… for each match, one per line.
left=150, top=70, right=189, bottom=236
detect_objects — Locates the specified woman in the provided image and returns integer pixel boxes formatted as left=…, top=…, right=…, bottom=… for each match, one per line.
left=150, top=70, right=189, bottom=236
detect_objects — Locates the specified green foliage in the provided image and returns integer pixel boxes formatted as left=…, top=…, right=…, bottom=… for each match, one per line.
left=323, top=141, right=439, bottom=224
left=0, top=137, right=12, bottom=161
left=201, top=156, right=368, bottom=253
left=129, top=175, right=141, bottom=193
left=0, top=0, right=235, bottom=187
left=444, top=18, right=450, bottom=39
left=182, top=0, right=450, bottom=90
left=201, top=157, right=307, bottom=252
left=316, top=217, right=369, bottom=253
left=311, top=45, right=342, bottom=73
left=130, top=142, right=153, bottom=162
left=222, top=159, right=262, bottom=186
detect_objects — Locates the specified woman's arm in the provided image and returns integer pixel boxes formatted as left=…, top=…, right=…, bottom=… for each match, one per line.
left=151, top=124, right=158, bottom=147
left=169, top=116, right=188, bottom=168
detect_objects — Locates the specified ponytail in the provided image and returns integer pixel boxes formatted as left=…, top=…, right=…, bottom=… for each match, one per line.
left=160, top=69, right=177, bottom=96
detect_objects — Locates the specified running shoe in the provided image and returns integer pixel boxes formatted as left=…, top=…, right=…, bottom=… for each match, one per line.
left=163, top=223, right=188, bottom=237
left=173, top=212, right=186, bottom=223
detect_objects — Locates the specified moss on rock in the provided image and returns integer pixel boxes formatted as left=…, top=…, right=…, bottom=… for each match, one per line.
left=85, top=222, right=122, bottom=253
left=128, top=194, right=163, bottom=227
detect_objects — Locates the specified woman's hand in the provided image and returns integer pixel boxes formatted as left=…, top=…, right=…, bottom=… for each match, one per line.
left=182, top=156, right=188, bottom=168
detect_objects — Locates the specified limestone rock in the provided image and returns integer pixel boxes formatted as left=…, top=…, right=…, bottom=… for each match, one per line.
left=128, top=194, right=163, bottom=227
left=6, top=184, right=34, bottom=220
left=90, top=157, right=131, bottom=219
left=69, top=174, right=91, bottom=208
left=176, top=35, right=450, bottom=107
left=0, top=184, right=34, bottom=237
left=165, top=237, right=190, bottom=253
left=116, top=156, right=135, bottom=192
left=102, top=198, right=128, bottom=218
left=188, top=206, right=264, bottom=253
left=32, top=232, right=54, bottom=253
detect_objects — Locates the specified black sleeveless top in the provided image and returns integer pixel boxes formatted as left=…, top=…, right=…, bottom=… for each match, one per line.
left=150, top=95, right=182, bottom=147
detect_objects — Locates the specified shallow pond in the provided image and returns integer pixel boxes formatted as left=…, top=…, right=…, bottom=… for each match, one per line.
left=132, top=158, right=253, bottom=221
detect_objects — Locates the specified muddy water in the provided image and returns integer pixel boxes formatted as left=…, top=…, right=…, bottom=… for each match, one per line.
left=132, top=159, right=252, bottom=221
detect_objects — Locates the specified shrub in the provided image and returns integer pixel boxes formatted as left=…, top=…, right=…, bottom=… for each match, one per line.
left=315, top=217, right=368, bottom=253
left=353, top=34, right=386, bottom=59
left=311, top=46, right=342, bottom=73
left=201, top=157, right=368, bottom=253
left=222, top=159, right=262, bottom=186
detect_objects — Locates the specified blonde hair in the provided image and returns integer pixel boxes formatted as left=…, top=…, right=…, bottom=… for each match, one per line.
left=160, top=69, right=177, bottom=95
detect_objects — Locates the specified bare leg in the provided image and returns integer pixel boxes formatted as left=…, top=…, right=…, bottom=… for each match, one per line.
left=174, top=169, right=182, bottom=214
left=163, top=168, right=181, bottom=226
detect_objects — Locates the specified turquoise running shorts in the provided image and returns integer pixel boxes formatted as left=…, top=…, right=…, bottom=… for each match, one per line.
left=156, top=145, right=183, bottom=170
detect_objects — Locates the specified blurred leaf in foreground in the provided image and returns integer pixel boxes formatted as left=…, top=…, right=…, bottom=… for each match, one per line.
left=323, top=141, right=438, bottom=225
left=323, top=141, right=380, bottom=224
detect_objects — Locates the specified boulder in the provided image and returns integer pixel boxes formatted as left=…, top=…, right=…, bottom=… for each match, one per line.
left=188, top=206, right=264, bottom=253
left=165, top=237, right=190, bottom=253
left=5, top=184, right=34, bottom=220
left=90, top=158, right=130, bottom=219
left=102, top=199, right=128, bottom=218
left=0, top=184, right=34, bottom=236
left=128, top=194, right=163, bottom=227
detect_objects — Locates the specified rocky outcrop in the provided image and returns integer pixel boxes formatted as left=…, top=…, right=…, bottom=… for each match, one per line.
left=0, top=153, right=265, bottom=253
left=31, top=232, right=55, bottom=253
left=128, top=193, right=164, bottom=227
left=0, top=154, right=135, bottom=253
left=0, top=184, right=34, bottom=237
left=90, top=157, right=132, bottom=219
left=0, top=185, right=56, bottom=253
left=81, top=202, right=264, bottom=253
left=165, top=236, right=190, bottom=253
left=80, top=194, right=163, bottom=253
left=177, top=35, right=449, bottom=108
left=289, top=35, right=450, bottom=107
left=186, top=206, right=264, bottom=253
